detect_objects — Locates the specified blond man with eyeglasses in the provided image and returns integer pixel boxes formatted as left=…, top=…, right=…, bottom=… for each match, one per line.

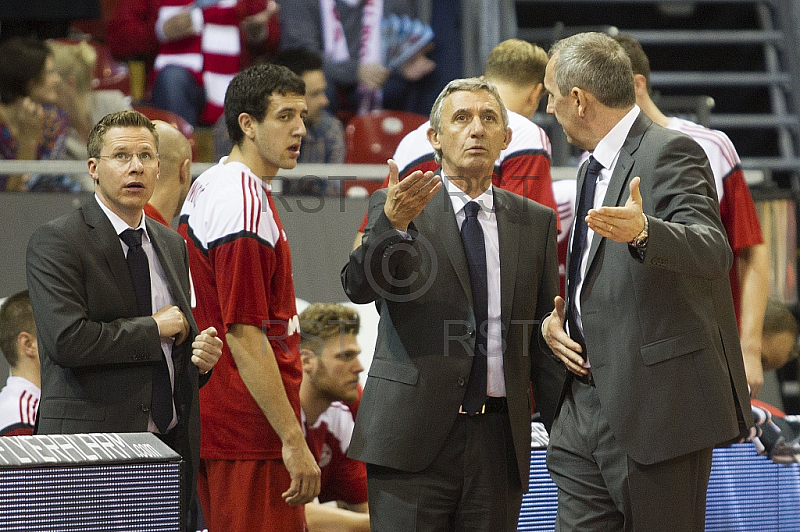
left=25, top=109, right=223, bottom=532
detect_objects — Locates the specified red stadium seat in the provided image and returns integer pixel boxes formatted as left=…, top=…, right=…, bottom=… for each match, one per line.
left=344, top=110, right=428, bottom=195
left=133, top=105, right=197, bottom=161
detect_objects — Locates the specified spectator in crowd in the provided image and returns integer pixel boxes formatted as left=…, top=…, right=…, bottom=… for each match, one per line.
left=47, top=39, right=132, bottom=190
left=0, top=37, right=70, bottom=192
left=614, top=34, right=770, bottom=400
left=179, top=64, right=320, bottom=532
left=0, top=291, right=40, bottom=436
left=280, top=0, right=435, bottom=117
left=48, top=40, right=132, bottom=157
left=542, top=32, right=751, bottom=530
left=154, top=0, right=280, bottom=125
left=107, top=0, right=281, bottom=126
left=145, top=120, right=192, bottom=226
left=214, top=48, right=345, bottom=165
left=26, top=110, right=223, bottom=531
left=353, top=39, right=557, bottom=251
left=299, top=303, right=370, bottom=532
left=343, top=77, right=562, bottom=531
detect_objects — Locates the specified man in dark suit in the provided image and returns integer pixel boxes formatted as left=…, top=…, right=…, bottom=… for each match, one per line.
left=541, top=32, right=753, bottom=531
left=25, top=110, right=222, bottom=529
left=342, top=77, right=562, bottom=531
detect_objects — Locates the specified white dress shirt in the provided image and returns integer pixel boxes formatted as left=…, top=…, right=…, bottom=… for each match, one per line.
left=95, top=195, right=178, bottom=432
left=442, top=175, right=506, bottom=398
left=569, top=106, right=642, bottom=359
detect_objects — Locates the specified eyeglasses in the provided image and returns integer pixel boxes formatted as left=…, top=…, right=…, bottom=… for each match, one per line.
left=97, top=152, right=158, bottom=167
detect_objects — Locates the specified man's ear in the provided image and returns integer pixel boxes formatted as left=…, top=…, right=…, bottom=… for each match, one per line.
left=300, top=348, right=316, bottom=372
left=530, top=82, right=546, bottom=108
left=238, top=113, right=255, bottom=140
left=87, top=158, right=99, bottom=184
left=633, top=73, right=649, bottom=97
left=426, top=126, right=441, bottom=152
left=16, top=331, right=37, bottom=359
left=572, top=87, right=589, bottom=117
left=179, top=158, right=191, bottom=184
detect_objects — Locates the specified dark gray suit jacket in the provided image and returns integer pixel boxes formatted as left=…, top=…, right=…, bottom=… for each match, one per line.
left=342, top=182, right=563, bottom=490
left=25, top=198, right=207, bottom=510
left=566, top=112, right=753, bottom=465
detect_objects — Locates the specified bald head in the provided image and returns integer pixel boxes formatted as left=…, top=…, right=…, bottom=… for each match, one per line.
left=149, top=121, right=192, bottom=222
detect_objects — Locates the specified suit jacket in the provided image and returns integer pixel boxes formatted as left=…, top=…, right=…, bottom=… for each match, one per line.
left=25, top=198, right=207, bottom=511
left=342, top=182, right=563, bottom=490
left=565, top=112, right=753, bottom=465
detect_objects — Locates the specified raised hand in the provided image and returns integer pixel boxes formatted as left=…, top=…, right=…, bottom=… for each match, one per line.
left=383, top=158, right=441, bottom=231
left=586, top=176, right=646, bottom=243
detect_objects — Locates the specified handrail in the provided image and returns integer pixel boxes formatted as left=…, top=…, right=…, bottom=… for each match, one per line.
left=0, top=160, right=764, bottom=184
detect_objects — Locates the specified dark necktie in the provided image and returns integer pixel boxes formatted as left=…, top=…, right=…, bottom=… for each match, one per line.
left=119, top=228, right=172, bottom=434
left=460, top=201, right=488, bottom=415
left=567, top=156, right=603, bottom=350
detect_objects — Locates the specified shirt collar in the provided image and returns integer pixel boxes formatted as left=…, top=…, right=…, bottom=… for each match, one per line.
left=441, top=172, right=494, bottom=216
left=94, top=194, right=150, bottom=243
left=590, top=105, right=641, bottom=171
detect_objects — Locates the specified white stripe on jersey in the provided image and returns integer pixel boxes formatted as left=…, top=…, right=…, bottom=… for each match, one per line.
left=666, top=117, right=742, bottom=202
left=182, top=158, right=281, bottom=250
left=0, top=376, right=40, bottom=431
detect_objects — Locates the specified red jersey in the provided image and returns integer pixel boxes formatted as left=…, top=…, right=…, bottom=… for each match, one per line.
left=303, top=401, right=367, bottom=505
left=179, top=158, right=302, bottom=459
left=666, top=118, right=764, bottom=323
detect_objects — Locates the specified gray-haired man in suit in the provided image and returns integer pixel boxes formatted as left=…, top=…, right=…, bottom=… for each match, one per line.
left=342, top=77, right=563, bottom=531
left=542, top=32, right=753, bottom=531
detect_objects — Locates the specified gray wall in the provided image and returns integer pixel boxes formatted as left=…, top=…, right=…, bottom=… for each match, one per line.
left=0, top=192, right=370, bottom=380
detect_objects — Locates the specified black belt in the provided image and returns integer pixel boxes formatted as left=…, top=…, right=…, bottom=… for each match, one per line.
left=573, top=370, right=595, bottom=387
left=459, top=396, right=508, bottom=415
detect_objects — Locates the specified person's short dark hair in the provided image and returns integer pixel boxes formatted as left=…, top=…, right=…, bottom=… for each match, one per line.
left=549, top=32, right=635, bottom=109
left=0, top=37, right=51, bottom=104
left=0, top=291, right=35, bottom=368
left=87, top=110, right=158, bottom=159
left=273, top=48, right=324, bottom=78
left=298, top=303, right=360, bottom=356
left=224, top=63, right=306, bottom=146
left=613, top=34, right=653, bottom=94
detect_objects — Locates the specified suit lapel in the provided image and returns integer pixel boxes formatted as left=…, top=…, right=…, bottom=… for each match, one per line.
left=82, top=199, right=139, bottom=317
left=421, top=177, right=474, bottom=304
left=584, top=112, right=650, bottom=277
left=495, top=189, right=519, bottom=330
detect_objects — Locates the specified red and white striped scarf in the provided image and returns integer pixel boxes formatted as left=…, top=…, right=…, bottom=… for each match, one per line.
left=320, top=0, right=384, bottom=114
left=154, top=0, right=241, bottom=124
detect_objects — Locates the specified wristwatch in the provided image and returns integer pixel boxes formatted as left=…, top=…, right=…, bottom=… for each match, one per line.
left=629, top=214, right=649, bottom=249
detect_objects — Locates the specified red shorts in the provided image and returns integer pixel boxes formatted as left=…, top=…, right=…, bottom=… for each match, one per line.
left=198, top=458, right=307, bottom=532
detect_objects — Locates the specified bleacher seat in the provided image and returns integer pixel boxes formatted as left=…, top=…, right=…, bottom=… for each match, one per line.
left=344, top=110, right=428, bottom=195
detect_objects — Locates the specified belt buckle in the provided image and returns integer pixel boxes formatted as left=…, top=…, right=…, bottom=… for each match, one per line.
left=458, top=403, right=486, bottom=415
